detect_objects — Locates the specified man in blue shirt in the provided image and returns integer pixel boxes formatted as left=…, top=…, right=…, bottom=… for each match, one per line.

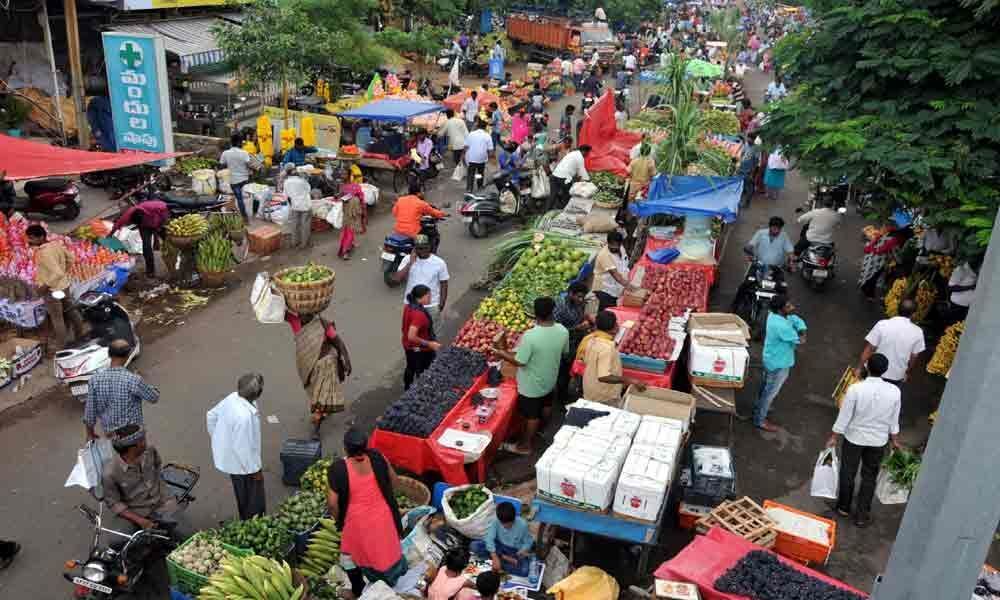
left=753, top=294, right=806, bottom=431
left=282, top=137, right=317, bottom=166
left=471, top=501, right=534, bottom=575
left=744, top=216, right=794, bottom=269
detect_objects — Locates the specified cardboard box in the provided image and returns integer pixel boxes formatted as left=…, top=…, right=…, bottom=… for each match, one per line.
left=655, top=579, right=701, bottom=600
left=688, top=312, right=750, bottom=342
left=0, top=337, right=42, bottom=377
left=248, top=224, right=282, bottom=256
left=621, top=288, right=649, bottom=308
left=688, top=340, right=749, bottom=388
left=614, top=451, right=674, bottom=521
left=622, top=385, right=696, bottom=432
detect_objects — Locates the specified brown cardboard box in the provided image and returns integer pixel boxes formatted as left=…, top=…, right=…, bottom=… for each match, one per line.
left=622, top=385, right=696, bottom=430
left=248, top=224, right=282, bottom=256
left=687, top=313, right=751, bottom=344
left=622, top=288, right=649, bottom=308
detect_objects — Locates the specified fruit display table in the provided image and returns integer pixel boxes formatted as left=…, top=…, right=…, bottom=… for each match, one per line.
left=371, top=375, right=519, bottom=485
left=570, top=305, right=676, bottom=389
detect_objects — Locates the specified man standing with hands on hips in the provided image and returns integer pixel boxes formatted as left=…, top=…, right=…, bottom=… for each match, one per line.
left=207, top=373, right=266, bottom=520
left=827, top=353, right=902, bottom=528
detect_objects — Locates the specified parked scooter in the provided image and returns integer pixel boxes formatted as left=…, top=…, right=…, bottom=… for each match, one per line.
left=0, top=177, right=81, bottom=220
left=381, top=216, right=443, bottom=287
left=460, top=171, right=531, bottom=238
left=53, top=291, right=141, bottom=399
left=64, top=463, right=199, bottom=599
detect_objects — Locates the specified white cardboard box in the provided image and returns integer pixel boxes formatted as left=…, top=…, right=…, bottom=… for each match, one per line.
left=688, top=339, right=749, bottom=387
left=655, top=579, right=701, bottom=600
left=613, top=451, right=674, bottom=521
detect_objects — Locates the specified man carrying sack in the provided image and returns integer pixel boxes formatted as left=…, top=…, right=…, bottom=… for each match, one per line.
left=27, top=224, right=84, bottom=354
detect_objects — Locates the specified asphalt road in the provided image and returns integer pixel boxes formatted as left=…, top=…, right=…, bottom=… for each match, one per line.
left=0, top=68, right=943, bottom=598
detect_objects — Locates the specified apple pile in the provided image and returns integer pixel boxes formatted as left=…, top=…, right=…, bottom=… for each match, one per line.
left=641, top=265, right=711, bottom=313
left=454, top=318, right=524, bottom=359
left=619, top=317, right=676, bottom=360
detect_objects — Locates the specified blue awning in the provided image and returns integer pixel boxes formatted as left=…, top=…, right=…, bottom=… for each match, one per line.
left=631, top=175, right=743, bottom=223
left=336, top=99, right=444, bottom=123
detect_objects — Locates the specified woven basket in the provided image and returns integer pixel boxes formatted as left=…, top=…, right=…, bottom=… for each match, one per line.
left=273, top=267, right=336, bottom=315
left=594, top=198, right=623, bottom=209
left=394, top=475, right=431, bottom=515
left=168, top=234, right=203, bottom=249
left=228, top=229, right=246, bottom=244
left=198, top=269, right=226, bottom=288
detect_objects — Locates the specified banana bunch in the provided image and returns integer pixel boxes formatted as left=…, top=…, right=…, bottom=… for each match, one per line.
left=927, top=320, right=964, bottom=376
left=200, top=554, right=305, bottom=600
left=196, top=232, right=234, bottom=272
left=299, top=458, right=333, bottom=494
left=166, top=213, right=209, bottom=237
left=913, top=279, right=937, bottom=321
left=929, top=254, right=954, bottom=278
left=210, top=212, right=247, bottom=234
left=297, top=518, right=341, bottom=579
left=884, top=277, right=907, bottom=317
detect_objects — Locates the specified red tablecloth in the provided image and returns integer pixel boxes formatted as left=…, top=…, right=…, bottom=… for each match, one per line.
left=635, top=234, right=718, bottom=289
left=370, top=373, right=519, bottom=484
left=654, top=527, right=868, bottom=600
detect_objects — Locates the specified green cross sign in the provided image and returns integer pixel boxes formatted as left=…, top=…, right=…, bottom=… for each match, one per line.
left=120, top=42, right=143, bottom=70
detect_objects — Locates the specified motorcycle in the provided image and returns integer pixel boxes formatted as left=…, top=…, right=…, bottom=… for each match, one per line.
left=799, top=242, right=837, bottom=289
left=460, top=170, right=531, bottom=238
left=64, top=463, right=199, bottom=599
left=381, top=215, right=443, bottom=287
left=0, top=177, right=81, bottom=220
left=53, top=291, right=141, bottom=399
left=732, top=260, right=788, bottom=340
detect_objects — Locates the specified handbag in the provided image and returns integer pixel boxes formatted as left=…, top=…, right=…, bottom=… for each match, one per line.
left=809, top=448, right=839, bottom=499
left=250, top=272, right=287, bottom=324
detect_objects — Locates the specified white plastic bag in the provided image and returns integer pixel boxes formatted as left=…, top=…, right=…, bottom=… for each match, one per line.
left=451, top=163, right=467, bottom=182
left=875, top=469, right=910, bottom=504
left=325, top=201, right=344, bottom=229
left=361, top=183, right=379, bottom=207
left=441, top=484, right=495, bottom=540
left=113, top=225, right=144, bottom=255
left=250, top=273, right=286, bottom=324
left=65, top=438, right=114, bottom=490
left=809, top=448, right=839, bottom=499
left=532, top=169, right=551, bottom=199
left=569, top=181, right=598, bottom=199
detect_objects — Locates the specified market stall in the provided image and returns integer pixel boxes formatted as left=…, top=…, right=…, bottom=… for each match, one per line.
left=0, top=134, right=185, bottom=180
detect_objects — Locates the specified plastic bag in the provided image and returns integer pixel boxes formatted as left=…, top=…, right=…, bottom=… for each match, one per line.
left=251, top=273, right=286, bottom=324
left=325, top=201, right=344, bottom=229
left=441, top=484, right=495, bottom=540
left=876, top=469, right=910, bottom=504
left=532, top=169, right=550, bottom=199
left=809, top=448, right=839, bottom=500
left=548, top=566, right=619, bottom=600
left=114, top=225, right=144, bottom=255
left=358, top=581, right=400, bottom=600
left=569, top=181, right=598, bottom=199
left=451, top=163, right=467, bottom=182
left=361, top=183, right=379, bottom=207
left=401, top=511, right=443, bottom=567
left=65, top=438, right=114, bottom=490
left=581, top=213, right=617, bottom=234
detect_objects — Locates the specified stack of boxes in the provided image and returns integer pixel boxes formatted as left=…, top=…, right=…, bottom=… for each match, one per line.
left=614, top=415, right=685, bottom=521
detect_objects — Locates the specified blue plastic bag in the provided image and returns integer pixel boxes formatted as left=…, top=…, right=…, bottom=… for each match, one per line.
left=646, top=247, right=680, bottom=265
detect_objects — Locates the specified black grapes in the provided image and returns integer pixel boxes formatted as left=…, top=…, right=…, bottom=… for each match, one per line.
left=715, top=551, right=865, bottom=600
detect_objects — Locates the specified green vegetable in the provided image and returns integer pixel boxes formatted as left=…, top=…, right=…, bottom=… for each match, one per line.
left=176, top=155, right=218, bottom=175
left=275, top=490, right=327, bottom=532
left=209, top=212, right=247, bottom=234
left=701, top=110, right=740, bottom=135
left=216, top=515, right=294, bottom=559
left=882, top=448, right=922, bottom=490
left=448, top=485, right=489, bottom=520
left=300, top=458, right=333, bottom=494
left=278, top=262, right=334, bottom=284
left=395, top=491, right=417, bottom=512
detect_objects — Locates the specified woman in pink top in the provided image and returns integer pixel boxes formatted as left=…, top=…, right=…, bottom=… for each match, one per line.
left=511, top=109, right=531, bottom=145
left=428, top=548, right=475, bottom=600
left=328, top=429, right=406, bottom=598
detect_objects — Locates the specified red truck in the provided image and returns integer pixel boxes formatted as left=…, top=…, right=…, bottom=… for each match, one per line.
left=506, top=13, right=617, bottom=65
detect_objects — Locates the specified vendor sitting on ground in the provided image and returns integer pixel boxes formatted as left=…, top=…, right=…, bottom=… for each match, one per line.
left=101, top=425, right=181, bottom=533
left=470, top=501, right=534, bottom=576
left=427, top=548, right=476, bottom=600
left=282, top=137, right=317, bottom=166
left=578, top=310, right=646, bottom=405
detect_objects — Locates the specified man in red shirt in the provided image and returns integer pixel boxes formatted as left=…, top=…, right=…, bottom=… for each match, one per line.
left=391, top=184, right=447, bottom=239
left=112, top=200, right=169, bottom=278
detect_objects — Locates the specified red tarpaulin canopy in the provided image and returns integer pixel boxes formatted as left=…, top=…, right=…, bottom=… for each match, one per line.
left=0, top=135, right=186, bottom=181
left=579, top=90, right=642, bottom=178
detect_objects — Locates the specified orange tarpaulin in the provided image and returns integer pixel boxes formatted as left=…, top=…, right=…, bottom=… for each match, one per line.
left=0, top=135, right=185, bottom=181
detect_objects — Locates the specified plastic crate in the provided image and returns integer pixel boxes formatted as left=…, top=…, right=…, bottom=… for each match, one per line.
left=688, top=444, right=736, bottom=499
left=763, top=500, right=836, bottom=565
left=280, top=438, right=322, bottom=486
left=620, top=352, right=669, bottom=373
left=167, top=533, right=251, bottom=596
left=170, top=587, right=194, bottom=600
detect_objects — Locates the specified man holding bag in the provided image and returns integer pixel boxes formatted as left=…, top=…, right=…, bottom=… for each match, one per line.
left=825, top=353, right=901, bottom=528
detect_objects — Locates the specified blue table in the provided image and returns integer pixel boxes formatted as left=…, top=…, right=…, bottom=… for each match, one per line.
left=530, top=497, right=666, bottom=575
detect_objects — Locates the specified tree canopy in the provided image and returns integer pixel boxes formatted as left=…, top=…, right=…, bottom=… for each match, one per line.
left=761, top=0, right=1000, bottom=256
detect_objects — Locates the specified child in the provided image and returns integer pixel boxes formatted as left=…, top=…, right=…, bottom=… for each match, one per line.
left=428, top=548, right=475, bottom=600
left=473, top=502, right=534, bottom=576
left=458, top=571, right=501, bottom=600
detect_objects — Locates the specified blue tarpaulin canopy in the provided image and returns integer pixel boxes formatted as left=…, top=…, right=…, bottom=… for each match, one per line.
left=631, top=175, right=743, bottom=223
left=335, top=99, right=444, bottom=123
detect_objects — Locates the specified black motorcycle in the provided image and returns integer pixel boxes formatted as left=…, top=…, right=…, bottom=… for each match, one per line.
left=64, top=463, right=199, bottom=599
left=381, top=215, right=443, bottom=286
left=731, top=260, right=788, bottom=340
left=459, top=170, right=531, bottom=238
left=799, top=241, right=837, bottom=289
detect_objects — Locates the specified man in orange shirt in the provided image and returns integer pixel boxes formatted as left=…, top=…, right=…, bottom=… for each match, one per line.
left=392, top=183, right=448, bottom=239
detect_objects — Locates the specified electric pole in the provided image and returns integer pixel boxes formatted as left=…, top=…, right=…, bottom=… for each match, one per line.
left=872, top=211, right=1000, bottom=599
left=63, top=0, right=90, bottom=147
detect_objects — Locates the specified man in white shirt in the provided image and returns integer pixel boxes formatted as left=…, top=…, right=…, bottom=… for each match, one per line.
left=220, top=134, right=261, bottom=221
left=623, top=52, right=637, bottom=73
left=946, top=258, right=980, bottom=321
left=560, top=57, right=573, bottom=87
left=394, top=235, right=450, bottom=334
left=549, top=144, right=592, bottom=210
left=207, top=373, right=265, bottom=520
left=462, top=90, right=480, bottom=129
left=856, top=299, right=925, bottom=385
left=827, top=354, right=901, bottom=527
left=794, top=196, right=842, bottom=255
left=463, top=120, right=493, bottom=192
left=437, top=108, right=469, bottom=166
left=281, top=165, right=313, bottom=249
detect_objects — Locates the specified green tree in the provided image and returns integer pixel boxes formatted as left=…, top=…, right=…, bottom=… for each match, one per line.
left=762, top=0, right=1000, bottom=256
left=571, top=0, right=662, bottom=30
left=375, top=26, right=455, bottom=76
left=707, top=7, right=744, bottom=74
left=297, top=0, right=394, bottom=72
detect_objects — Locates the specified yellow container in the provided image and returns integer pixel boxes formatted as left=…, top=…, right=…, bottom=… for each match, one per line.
left=301, top=116, right=316, bottom=147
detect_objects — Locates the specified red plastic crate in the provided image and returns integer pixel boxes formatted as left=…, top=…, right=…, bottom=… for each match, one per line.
left=762, top=500, right=836, bottom=565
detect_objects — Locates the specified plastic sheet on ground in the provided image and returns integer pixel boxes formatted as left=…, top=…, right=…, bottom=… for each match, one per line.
left=654, top=527, right=868, bottom=600
left=578, top=90, right=642, bottom=178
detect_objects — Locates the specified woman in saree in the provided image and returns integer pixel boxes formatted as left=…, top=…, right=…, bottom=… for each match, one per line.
left=285, top=310, right=353, bottom=432
left=338, top=183, right=366, bottom=260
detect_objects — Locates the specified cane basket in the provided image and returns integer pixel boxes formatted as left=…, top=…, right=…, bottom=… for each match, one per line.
left=273, top=267, right=336, bottom=315
left=167, top=234, right=203, bottom=249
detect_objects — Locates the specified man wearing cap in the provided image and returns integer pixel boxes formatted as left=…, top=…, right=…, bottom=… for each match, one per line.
left=393, top=236, right=449, bottom=335
left=84, top=339, right=159, bottom=441
left=101, top=425, right=180, bottom=532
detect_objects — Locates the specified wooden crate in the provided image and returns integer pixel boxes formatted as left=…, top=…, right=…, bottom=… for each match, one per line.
left=695, top=496, right=777, bottom=548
